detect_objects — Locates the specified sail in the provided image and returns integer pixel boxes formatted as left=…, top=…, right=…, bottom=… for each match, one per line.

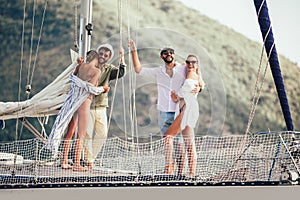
left=0, top=0, right=93, bottom=121
left=0, top=61, right=76, bottom=120
left=253, top=0, right=294, bottom=131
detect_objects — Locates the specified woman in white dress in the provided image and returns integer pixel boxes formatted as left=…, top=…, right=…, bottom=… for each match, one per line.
left=164, top=55, right=205, bottom=177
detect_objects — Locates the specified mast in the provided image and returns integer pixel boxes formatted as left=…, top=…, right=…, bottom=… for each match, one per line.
left=253, top=0, right=294, bottom=131
left=78, top=0, right=93, bottom=58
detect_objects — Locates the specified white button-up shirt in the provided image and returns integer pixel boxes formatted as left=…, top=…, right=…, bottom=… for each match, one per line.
left=139, top=62, right=186, bottom=112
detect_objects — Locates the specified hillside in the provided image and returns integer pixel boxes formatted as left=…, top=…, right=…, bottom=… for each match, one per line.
left=0, top=0, right=299, bottom=141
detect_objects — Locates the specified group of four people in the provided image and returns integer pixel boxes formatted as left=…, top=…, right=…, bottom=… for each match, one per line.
left=46, top=39, right=205, bottom=177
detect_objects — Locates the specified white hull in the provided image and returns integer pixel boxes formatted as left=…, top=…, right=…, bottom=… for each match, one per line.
left=1, top=185, right=300, bottom=200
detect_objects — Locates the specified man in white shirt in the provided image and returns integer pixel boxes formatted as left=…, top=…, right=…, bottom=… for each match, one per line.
left=128, top=39, right=199, bottom=175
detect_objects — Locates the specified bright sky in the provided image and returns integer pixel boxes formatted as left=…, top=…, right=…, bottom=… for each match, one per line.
left=179, top=0, right=300, bottom=65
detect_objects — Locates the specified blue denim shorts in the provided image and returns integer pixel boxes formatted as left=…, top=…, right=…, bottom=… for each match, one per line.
left=158, top=111, right=183, bottom=143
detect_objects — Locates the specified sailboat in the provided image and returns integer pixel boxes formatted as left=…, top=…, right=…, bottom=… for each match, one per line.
left=1, top=0, right=300, bottom=198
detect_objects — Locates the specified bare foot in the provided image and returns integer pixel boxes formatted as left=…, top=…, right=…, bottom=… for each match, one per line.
left=87, top=162, right=93, bottom=170
left=72, top=165, right=89, bottom=171
left=61, top=163, right=73, bottom=169
left=163, top=164, right=174, bottom=174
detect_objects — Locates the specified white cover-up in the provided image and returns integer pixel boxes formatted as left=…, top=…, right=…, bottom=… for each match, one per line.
left=176, top=79, right=199, bottom=130
left=45, top=73, right=104, bottom=156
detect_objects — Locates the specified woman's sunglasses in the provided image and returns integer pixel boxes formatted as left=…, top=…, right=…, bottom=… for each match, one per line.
left=185, top=60, right=197, bottom=65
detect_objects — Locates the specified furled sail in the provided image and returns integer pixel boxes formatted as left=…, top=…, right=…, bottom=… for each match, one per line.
left=0, top=59, right=76, bottom=120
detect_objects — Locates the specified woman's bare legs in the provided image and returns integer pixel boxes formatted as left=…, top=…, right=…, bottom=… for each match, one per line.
left=182, top=126, right=197, bottom=177
left=164, top=135, right=174, bottom=174
left=73, top=98, right=91, bottom=171
left=174, top=141, right=185, bottom=175
left=164, top=112, right=183, bottom=174
left=163, top=136, right=185, bottom=175
left=61, top=114, right=78, bottom=169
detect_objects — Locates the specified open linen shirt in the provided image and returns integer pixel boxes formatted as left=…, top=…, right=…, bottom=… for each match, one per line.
left=91, top=63, right=126, bottom=109
left=139, top=62, right=186, bottom=112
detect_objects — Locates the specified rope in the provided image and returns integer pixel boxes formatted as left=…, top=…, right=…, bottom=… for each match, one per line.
left=236, top=0, right=276, bottom=171
left=224, top=0, right=276, bottom=174
left=24, top=0, right=48, bottom=141
left=29, top=0, right=48, bottom=93
left=106, top=0, right=140, bottom=146
left=37, top=116, right=48, bottom=139
left=100, top=0, right=124, bottom=166
left=107, top=0, right=123, bottom=130
left=131, top=0, right=140, bottom=141
left=133, top=0, right=140, bottom=139
left=127, top=0, right=142, bottom=174
left=27, top=0, right=36, bottom=91
left=17, top=0, right=28, bottom=142
left=15, top=0, right=49, bottom=144
left=244, top=0, right=272, bottom=136
left=126, top=0, right=134, bottom=142
left=129, top=0, right=140, bottom=143
left=122, top=0, right=132, bottom=139
left=73, top=0, right=79, bottom=52
left=23, top=0, right=48, bottom=100
left=121, top=75, right=127, bottom=139
left=15, top=0, right=28, bottom=170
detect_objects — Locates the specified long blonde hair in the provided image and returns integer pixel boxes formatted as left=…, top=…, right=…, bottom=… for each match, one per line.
left=186, top=54, right=205, bottom=89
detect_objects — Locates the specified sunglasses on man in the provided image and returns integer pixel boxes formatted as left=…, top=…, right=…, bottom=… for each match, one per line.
left=161, top=49, right=174, bottom=56
left=99, top=52, right=110, bottom=58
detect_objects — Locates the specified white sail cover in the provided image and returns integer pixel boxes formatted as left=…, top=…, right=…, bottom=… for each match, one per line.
left=0, top=52, right=77, bottom=120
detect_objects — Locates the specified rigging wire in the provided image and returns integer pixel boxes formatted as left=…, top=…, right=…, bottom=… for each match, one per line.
left=100, top=0, right=125, bottom=166
left=244, top=1, right=273, bottom=137
left=105, top=0, right=140, bottom=144
left=25, top=0, right=49, bottom=140
left=37, top=117, right=48, bottom=139
left=134, top=0, right=140, bottom=142
left=122, top=0, right=131, bottom=139
left=217, top=0, right=282, bottom=176
left=17, top=0, right=28, bottom=141
left=73, top=0, right=79, bottom=52
left=131, top=0, right=139, bottom=144
left=230, top=0, right=277, bottom=175
left=12, top=0, right=29, bottom=175
left=26, top=0, right=36, bottom=92
left=126, top=0, right=134, bottom=142
left=25, top=0, right=49, bottom=142
left=107, top=0, right=123, bottom=131
left=127, top=0, right=142, bottom=174
left=125, top=0, right=139, bottom=143
left=17, top=0, right=49, bottom=142
left=29, top=0, right=48, bottom=92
